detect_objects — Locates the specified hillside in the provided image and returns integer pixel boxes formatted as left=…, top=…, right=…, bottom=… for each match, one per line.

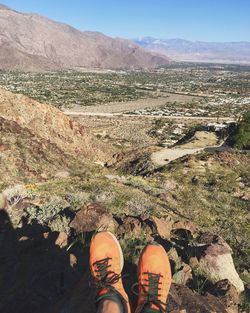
left=0, top=5, right=170, bottom=71
left=0, top=88, right=118, bottom=189
left=0, top=88, right=111, bottom=164
left=1, top=147, right=249, bottom=313
left=134, top=37, right=250, bottom=64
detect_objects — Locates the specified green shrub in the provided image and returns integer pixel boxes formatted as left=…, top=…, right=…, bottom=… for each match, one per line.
left=233, top=111, right=250, bottom=149
left=26, top=199, right=69, bottom=225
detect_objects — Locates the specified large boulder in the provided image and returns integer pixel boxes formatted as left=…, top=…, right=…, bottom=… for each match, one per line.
left=70, top=203, right=117, bottom=233
left=197, top=233, right=244, bottom=293
left=167, top=283, right=227, bottom=313
left=208, top=279, right=240, bottom=313
left=150, top=215, right=173, bottom=240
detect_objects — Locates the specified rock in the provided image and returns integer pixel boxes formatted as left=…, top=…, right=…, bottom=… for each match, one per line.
left=150, top=216, right=173, bottom=240
left=238, top=182, right=245, bottom=189
left=54, top=171, right=70, bottom=179
left=209, top=279, right=239, bottom=313
left=117, top=216, right=141, bottom=236
left=97, top=214, right=117, bottom=233
left=167, top=283, right=228, bottom=313
left=69, top=254, right=77, bottom=268
left=160, top=192, right=175, bottom=202
left=95, top=191, right=115, bottom=203
left=55, top=232, right=68, bottom=248
left=163, top=180, right=177, bottom=191
left=43, top=232, right=49, bottom=239
left=197, top=233, right=244, bottom=293
left=0, top=193, right=7, bottom=209
left=192, top=176, right=199, bottom=185
left=168, top=247, right=180, bottom=264
left=105, top=175, right=127, bottom=184
left=70, top=203, right=117, bottom=233
left=105, top=152, right=125, bottom=167
left=18, top=236, right=29, bottom=242
left=173, top=264, right=193, bottom=285
left=241, top=191, right=250, bottom=201
left=94, top=161, right=105, bottom=167
left=189, top=256, right=199, bottom=269
left=172, top=220, right=197, bottom=235
left=139, top=212, right=151, bottom=221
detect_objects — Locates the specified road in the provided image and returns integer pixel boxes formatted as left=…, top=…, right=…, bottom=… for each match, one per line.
left=64, top=110, right=234, bottom=121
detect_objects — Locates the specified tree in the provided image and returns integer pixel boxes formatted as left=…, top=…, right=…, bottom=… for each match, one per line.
left=233, top=111, right=250, bottom=150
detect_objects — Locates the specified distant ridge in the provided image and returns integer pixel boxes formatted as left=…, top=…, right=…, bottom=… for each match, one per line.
left=134, top=37, right=250, bottom=64
left=0, top=5, right=170, bottom=72
left=0, top=4, right=10, bottom=9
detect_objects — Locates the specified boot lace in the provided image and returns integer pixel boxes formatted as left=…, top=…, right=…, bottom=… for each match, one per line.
left=92, top=257, right=122, bottom=291
left=132, top=271, right=167, bottom=313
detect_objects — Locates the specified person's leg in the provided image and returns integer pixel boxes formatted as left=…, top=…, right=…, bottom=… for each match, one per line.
left=97, top=299, right=121, bottom=313
left=89, top=231, right=131, bottom=313
left=135, top=243, right=172, bottom=313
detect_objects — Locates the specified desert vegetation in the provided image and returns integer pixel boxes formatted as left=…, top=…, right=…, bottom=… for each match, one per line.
left=0, top=65, right=249, bottom=312
left=232, top=111, right=250, bottom=149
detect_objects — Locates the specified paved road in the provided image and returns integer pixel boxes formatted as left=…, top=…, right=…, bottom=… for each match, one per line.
left=64, top=111, right=234, bottom=121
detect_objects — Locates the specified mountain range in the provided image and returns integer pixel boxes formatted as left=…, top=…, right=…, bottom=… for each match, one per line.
left=134, top=37, right=250, bottom=64
left=0, top=5, right=169, bottom=71
left=0, top=3, right=249, bottom=72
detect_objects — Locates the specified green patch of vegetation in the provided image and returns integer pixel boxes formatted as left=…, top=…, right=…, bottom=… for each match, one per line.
left=119, top=229, right=151, bottom=264
left=154, top=152, right=250, bottom=275
left=240, top=292, right=250, bottom=312
left=189, top=266, right=209, bottom=295
left=232, top=111, right=250, bottom=149
left=26, top=199, right=69, bottom=225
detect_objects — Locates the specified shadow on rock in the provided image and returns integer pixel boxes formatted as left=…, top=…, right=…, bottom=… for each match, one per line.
left=0, top=210, right=95, bottom=313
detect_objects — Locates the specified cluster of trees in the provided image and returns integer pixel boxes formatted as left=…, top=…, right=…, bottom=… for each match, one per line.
left=233, top=111, right=250, bottom=149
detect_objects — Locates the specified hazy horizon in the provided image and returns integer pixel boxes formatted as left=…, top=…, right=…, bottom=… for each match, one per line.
left=1, top=0, right=250, bottom=42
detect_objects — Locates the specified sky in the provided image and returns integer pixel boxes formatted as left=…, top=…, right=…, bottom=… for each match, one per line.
left=2, top=0, right=250, bottom=42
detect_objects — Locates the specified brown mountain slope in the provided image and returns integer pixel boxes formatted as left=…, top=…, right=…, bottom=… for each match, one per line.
left=0, top=5, right=170, bottom=71
left=0, top=116, right=84, bottom=184
left=0, top=88, right=111, bottom=163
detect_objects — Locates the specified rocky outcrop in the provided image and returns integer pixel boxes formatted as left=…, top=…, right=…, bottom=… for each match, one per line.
left=197, top=233, right=244, bottom=293
left=70, top=203, right=117, bottom=233
left=209, top=280, right=240, bottom=313
left=0, top=88, right=110, bottom=161
left=167, top=284, right=228, bottom=313
left=0, top=200, right=245, bottom=313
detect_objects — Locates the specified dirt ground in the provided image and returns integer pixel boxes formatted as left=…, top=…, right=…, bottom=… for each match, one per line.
left=73, top=115, right=158, bottom=149
left=151, top=131, right=222, bottom=166
left=73, top=116, right=227, bottom=153
left=64, top=94, right=198, bottom=114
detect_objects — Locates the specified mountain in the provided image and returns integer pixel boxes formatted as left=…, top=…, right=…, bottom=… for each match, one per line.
left=0, top=6, right=170, bottom=72
left=134, top=37, right=250, bottom=64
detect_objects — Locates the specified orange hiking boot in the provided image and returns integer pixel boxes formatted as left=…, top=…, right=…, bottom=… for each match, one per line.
left=89, top=231, right=131, bottom=313
left=135, top=243, right=172, bottom=313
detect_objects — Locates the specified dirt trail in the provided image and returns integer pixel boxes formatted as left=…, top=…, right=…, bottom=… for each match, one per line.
left=151, top=132, right=225, bottom=166
left=151, top=148, right=203, bottom=166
